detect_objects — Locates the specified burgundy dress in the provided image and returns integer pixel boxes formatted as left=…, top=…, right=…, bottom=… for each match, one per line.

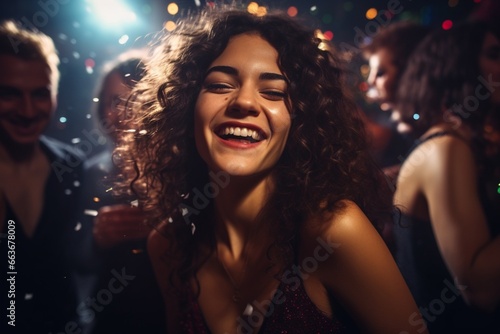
left=179, top=271, right=354, bottom=333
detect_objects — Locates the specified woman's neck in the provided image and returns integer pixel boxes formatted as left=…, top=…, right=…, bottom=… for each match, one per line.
left=212, top=173, right=275, bottom=259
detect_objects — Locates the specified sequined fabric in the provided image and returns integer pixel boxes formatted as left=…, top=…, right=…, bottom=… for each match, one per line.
left=180, top=272, right=350, bottom=333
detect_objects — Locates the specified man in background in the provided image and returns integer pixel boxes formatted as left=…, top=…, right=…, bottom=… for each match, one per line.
left=0, top=20, right=86, bottom=333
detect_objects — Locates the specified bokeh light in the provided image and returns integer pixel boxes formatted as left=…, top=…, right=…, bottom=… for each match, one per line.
left=448, top=0, right=459, bottom=7
left=245, top=2, right=267, bottom=16
left=442, top=19, right=453, bottom=30
left=366, top=8, right=378, bottom=20
left=167, top=3, right=179, bottom=15
left=287, top=6, right=298, bottom=17
left=358, top=82, right=369, bottom=92
left=247, top=2, right=259, bottom=14
left=118, top=34, right=129, bottom=44
left=165, top=20, right=176, bottom=31
left=256, top=6, right=267, bottom=17
left=323, top=30, right=334, bottom=40
left=360, top=64, right=370, bottom=76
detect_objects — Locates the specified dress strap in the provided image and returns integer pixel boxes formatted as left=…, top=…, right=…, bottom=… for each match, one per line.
left=405, top=131, right=467, bottom=158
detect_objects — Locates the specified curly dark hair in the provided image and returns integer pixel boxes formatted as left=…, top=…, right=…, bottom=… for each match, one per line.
left=396, top=21, right=496, bottom=137
left=115, top=7, right=393, bottom=286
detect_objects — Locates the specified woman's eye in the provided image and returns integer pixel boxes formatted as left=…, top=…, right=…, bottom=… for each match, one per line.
left=262, top=90, right=286, bottom=100
left=376, top=70, right=385, bottom=78
left=204, top=83, right=232, bottom=92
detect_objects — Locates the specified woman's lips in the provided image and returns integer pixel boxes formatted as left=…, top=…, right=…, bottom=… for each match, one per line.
left=215, top=122, right=267, bottom=144
left=217, top=125, right=262, bottom=142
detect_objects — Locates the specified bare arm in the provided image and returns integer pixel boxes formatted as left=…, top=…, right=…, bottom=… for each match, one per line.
left=316, top=201, right=427, bottom=334
left=422, top=137, right=500, bottom=310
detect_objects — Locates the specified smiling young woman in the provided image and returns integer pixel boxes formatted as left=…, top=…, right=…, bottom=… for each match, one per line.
left=114, top=6, right=426, bottom=334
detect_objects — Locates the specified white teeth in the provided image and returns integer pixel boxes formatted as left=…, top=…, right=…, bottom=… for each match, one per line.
left=219, top=126, right=261, bottom=140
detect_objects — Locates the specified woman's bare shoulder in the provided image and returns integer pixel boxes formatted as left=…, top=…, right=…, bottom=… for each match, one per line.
left=301, top=200, right=384, bottom=269
left=304, top=200, right=425, bottom=333
left=306, top=200, right=375, bottom=241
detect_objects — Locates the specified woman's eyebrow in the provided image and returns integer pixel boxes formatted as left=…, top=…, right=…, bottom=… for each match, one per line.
left=205, top=65, right=238, bottom=76
left=205, top=66, right=286, bottom=82
left=259, top=72, right=286, bottom=81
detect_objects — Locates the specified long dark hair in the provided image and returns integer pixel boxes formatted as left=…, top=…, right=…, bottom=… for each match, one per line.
left=396, top=21, right=495, bottom=137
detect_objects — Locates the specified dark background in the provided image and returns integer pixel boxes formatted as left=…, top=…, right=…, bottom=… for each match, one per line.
left=0, top=0, right=483, bottom=155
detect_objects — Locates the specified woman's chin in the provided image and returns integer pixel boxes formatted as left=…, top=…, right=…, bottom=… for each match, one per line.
left=396, top=122, right=413, bottom=134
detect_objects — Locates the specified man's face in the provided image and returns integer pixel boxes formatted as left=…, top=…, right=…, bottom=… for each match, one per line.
left=0, top=55, right=56, bottom=147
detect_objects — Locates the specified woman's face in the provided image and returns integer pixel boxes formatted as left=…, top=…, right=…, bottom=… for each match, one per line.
left=194, top=33, right=291, bottom=177
left=100, top=71, right=132, bottom=140
left=366, top=47, right=398, bottom=110
left=479, top=32, right=500, bottom=106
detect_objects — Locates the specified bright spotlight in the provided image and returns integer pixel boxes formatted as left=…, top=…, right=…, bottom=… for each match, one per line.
left=86, top=0, right=137, bottom=29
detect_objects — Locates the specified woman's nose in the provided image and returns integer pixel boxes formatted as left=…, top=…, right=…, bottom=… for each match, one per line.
left=367, top=68, right=376, bottom=86
left=229, top=85, right=260, bottom=116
